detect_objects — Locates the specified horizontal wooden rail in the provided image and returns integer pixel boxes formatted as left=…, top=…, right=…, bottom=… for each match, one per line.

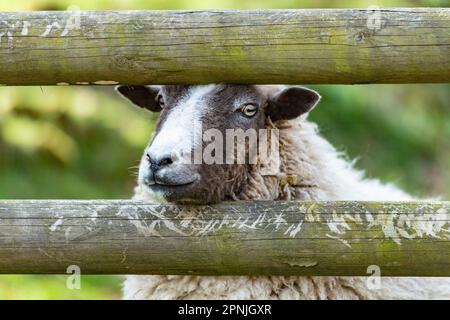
left=0, top=9, right=449, bottom=85
left=0, top=200, right=449, bottom=276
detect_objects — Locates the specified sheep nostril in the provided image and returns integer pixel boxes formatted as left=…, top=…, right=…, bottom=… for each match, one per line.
left=146, top=153, right=173, bottom=171
left=157, top=157, right=173, bottom=167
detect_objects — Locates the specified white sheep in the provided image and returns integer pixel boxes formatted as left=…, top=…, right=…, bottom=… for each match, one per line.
left=116, top=84, right=450, bottom=299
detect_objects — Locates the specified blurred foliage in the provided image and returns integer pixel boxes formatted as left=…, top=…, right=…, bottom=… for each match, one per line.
left=0, top=86, right=155, bottom=199
left=309, top=84, right=450, bottom=198
left=0, top=0, right=449, bottom=300
left=0, top=275, right=122, bottom=299
left=0, top=0, right=449, bottom=10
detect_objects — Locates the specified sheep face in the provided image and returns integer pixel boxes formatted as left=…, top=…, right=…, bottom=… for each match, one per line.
left=117, top=84, right=320, bottom=204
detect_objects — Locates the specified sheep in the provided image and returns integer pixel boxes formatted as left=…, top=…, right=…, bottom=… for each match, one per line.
left=116, top=84, right=450, bottom=299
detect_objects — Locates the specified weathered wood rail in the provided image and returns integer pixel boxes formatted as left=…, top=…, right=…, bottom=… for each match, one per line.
left=0, top=200, right=448, bottom=276
left=0, top=8, right=449, bottom=85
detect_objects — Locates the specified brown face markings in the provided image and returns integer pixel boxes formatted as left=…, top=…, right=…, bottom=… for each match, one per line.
left=131, top=84, right=320, bottom=204
left=152, top=85, right=190, bottom=133
left=117, top=83, right=320, bottom=203
left=139, top=84, right=268, bottom=203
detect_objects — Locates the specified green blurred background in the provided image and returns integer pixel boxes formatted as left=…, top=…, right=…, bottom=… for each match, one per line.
left=0, top=0, right=449, bottom=299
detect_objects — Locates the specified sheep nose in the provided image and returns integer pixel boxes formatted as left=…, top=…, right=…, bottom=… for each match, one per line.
left=146, top=153, right=174, bottom=172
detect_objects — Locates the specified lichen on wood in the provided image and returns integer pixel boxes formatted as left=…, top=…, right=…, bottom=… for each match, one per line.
left=0, top=200, right=448, bottom=276
left=0, top=8, right=449, bottom=85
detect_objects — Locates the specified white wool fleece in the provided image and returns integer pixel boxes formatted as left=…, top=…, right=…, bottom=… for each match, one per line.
left=124, top=116, right=450, bottom=300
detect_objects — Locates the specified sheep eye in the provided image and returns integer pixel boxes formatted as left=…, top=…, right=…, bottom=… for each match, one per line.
left=240, top=104, right=258, bottom=118
left=156, top=95, right=165, bottom=108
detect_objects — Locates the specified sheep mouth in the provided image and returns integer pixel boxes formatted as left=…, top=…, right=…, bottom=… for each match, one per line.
left=153, top=180, right=197, bottom=188
left=153, top=174, right=199, bottom=187
left=149, top=177, right=199, bottom=193
left=149, top=179, right=203, bottom=203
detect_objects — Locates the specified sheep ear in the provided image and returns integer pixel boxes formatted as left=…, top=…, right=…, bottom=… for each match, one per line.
left=116, top=85, right=161, bottom=112
left=266, top=86, right=320, bottom=122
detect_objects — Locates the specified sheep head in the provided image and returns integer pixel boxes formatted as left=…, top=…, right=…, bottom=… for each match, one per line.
left=117, top=84, right=320, bottom=204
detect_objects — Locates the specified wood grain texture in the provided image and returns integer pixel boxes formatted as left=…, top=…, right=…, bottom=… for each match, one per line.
left=0, top=9, right=449, bottom=85
left=0, top=200, right=449, bottom=275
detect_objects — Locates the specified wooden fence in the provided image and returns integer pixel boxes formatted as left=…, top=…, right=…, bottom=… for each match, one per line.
left=0, top=200, right=449, bottom=275
left=0, top=8, right=449, bottom=85
left=0, top=8, right=449, bottom=276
